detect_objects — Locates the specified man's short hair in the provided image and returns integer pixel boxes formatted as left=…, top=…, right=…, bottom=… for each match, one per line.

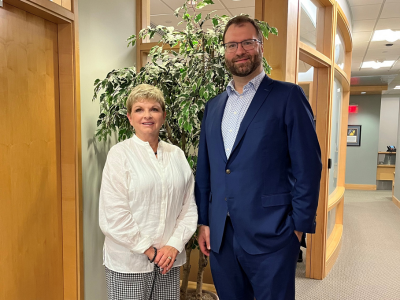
left=223, top=16, right=263, bottom=43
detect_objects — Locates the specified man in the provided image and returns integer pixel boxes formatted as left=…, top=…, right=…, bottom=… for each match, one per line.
left=195, top=16, right=322, bottom=300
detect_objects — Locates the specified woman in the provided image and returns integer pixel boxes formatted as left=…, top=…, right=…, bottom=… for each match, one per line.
left=99, top=84, right=198, bottom=300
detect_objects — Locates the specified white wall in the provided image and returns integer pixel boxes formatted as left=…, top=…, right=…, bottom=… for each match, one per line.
left=378, top=96, right=399, bottom=152
left=79, top=0, right=136, bottom=299
left=336, top=0, right=353, bottom=32
left=346, top=95, right=381, bottom=185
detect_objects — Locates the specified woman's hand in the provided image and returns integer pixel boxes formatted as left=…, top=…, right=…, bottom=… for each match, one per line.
left=154, top=246, right=179, bottom=275
left=144, top=246, right=156, bottom=261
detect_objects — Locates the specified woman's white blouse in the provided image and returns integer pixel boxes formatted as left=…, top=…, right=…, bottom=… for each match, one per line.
left=99, top=135, right=198, bottom=273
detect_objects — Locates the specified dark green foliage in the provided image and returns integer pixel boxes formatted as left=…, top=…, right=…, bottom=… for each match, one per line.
left=92, top=0, right=278, bottom=173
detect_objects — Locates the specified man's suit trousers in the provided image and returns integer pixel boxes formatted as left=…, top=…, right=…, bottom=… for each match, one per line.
left=209, top=217, right=300, bottom=300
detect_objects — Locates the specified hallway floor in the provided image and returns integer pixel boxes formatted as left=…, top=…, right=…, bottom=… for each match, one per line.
left=295, top=190, right=400, bottom=300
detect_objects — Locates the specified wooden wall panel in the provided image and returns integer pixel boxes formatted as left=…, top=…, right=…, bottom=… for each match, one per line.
left=0, top=4, right=64, bottom=299
left=262, top=0, right=300, bottom=83
left=58, top=22, right=80, bottom=300
left=62, top=0, right=72, bottom=11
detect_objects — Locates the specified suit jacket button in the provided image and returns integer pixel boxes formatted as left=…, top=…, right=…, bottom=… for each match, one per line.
left=226, top=169, right=231, bottom=174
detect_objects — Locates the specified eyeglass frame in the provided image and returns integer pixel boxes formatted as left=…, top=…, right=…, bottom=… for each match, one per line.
left=223, top=39, right=263, bottom=53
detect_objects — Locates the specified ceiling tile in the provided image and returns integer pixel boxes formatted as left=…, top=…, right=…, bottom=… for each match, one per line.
left=151, top=14, right=183, bottom=27
left=351, top=4, right=381, bottom=21
left=151, top=0, right=174, bottom=15
left=348, top=0, right=383, bottom=5
left=375, top=18, right=400, bottom=30
left=364, top=51, right=399, bottom=61
left=194, top=9, right=231, bottom=17
left=353, top=31, right=373, bottom=43
left=228, top=7, right=255, bottom=18
left=220, top=0, right=255, bottom=9
left=161, top=0, right=225, bottom=11
left=381, top=2, right=400, bottom=18
left=353, top=20, right=376, bottom=32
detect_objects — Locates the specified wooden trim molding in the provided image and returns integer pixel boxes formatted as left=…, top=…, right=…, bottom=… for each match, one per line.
left=299, top=41, right=332, bottom=67
left=393, top=195, right=400, bottom=210
left=328, top=187, right=345, bottom=211
left=325, top=224, right=343, bottom=276
left=334, top=64, right=350, bottom=89
left=350, top=85, right=388, bottom=95
left=345, top=184, right=377, bottom=190
left=4, top=0, right=74, bottom=22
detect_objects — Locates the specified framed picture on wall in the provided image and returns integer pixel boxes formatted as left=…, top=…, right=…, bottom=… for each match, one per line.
left=347, top=125, right=361, bottom=146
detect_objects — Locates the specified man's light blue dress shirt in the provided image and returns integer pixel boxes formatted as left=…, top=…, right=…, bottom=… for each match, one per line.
left=222, top=71, right=266, bottom=159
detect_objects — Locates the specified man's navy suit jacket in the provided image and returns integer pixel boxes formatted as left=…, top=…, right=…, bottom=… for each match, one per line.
left=195, top=75, right=322, bottom=255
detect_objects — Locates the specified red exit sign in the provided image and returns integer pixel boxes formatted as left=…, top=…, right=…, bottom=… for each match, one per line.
left=349, top=105, right=358, bottom=113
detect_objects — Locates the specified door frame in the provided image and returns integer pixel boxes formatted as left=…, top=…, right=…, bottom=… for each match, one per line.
left=3, top=0, right=83, bottom=299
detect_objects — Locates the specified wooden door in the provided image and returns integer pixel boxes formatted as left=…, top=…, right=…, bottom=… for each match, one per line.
left=0, top=3, right=64, bottom=299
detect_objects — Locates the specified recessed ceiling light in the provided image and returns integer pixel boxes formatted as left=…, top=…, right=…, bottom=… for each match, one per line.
left=386, top=43, right=394, bottom=47
left=372, top=29, right=400, bottom=43
left=394, top=86, right=400, bottom=90
left=361, top=61, right=395, bottom=69
left=361, top=92, right=366, bottom=94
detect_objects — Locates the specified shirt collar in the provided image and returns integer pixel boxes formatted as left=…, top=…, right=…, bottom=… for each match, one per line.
left=227, top=70, right=266, bottom=96
left=132, top=134, right=162, bottom=147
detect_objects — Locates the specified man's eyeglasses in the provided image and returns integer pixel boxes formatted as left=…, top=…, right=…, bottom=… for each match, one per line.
left=223, top=39, right=262, bottom=53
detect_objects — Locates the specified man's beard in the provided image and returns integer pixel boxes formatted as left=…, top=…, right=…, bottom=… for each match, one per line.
left=225, top=50, right=263, bottom=77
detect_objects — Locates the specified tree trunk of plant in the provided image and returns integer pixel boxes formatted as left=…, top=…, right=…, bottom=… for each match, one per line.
left=195, top=251, right=208, bottom=300
left=180, top=237, right=194, bottom=300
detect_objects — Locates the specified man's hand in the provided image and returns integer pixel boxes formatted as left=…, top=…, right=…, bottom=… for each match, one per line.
left=154, top=246, right=179, bottom=275
left=198, top=225, right=211, bottom=256
left=294, top=230, right=303, bottom=243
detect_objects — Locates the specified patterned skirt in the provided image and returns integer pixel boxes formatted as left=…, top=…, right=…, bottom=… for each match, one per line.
left=105, top=265, right=180, bottom=300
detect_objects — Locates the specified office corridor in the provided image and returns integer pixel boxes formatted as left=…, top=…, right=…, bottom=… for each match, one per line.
left=295, top=190, right=400, bottom=300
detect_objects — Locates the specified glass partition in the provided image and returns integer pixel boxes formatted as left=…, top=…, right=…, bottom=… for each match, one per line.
left=148, top=0, right=255, bottom=43
left=327, top=206, right=337, bottom=240
left=335, top=29, right=345, bottom=70
left=328, top=78, right=342, bottom=196
left=298, top=60, right=317, bottom=117
left=300, top=0, right=317, bottom=49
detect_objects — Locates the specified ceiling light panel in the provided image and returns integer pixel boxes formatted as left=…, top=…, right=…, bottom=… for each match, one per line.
left=361, top=61, right=395, bottom=69
left=372, top=29, right=400, bottom=43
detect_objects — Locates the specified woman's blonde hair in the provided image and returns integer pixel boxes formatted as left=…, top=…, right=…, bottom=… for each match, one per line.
left=126, top=84, right=166, bottom=114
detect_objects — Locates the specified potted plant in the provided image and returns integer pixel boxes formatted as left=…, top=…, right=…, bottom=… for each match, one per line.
left=92, top=1, right=277, bottom=299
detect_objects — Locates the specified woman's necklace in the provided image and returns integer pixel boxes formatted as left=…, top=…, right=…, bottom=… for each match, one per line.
left=154, top=152, right=157, bottom=155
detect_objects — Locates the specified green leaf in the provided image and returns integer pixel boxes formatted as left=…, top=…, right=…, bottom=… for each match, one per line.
left=204, top=0, right=214, bottom=4
left=212, top=18, right=218, bottom=26
left=196, top=2, right=207, bottom=9
left=195, top=13, right=202, bottom=23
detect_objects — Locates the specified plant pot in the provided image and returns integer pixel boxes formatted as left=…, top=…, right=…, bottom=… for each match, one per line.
left=185, top=289, right=219, bottom=300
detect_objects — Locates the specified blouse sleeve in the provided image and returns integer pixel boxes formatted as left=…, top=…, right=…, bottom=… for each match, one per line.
left=166, top=152, right=198, bottom=253
left=99, top=147, right=154, bottom=254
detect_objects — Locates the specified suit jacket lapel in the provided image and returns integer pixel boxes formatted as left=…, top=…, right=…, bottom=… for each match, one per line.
left=212, top=92, right=229, bottom=163
left=230, top=76, right=274, bottom=157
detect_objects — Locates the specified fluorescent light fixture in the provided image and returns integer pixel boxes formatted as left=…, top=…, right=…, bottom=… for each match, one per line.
left=372, top=29, right=400, bottom=43
left=361, top=92, right=366, bottom=94
left=394, top=86, right=400, bottom=90
left=301, top=0, right=317, bottom=27
left=361, top=61, right=395, bottom=69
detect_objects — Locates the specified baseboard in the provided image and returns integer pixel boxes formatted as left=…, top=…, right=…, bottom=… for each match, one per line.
left=345, top=184, right=377, bottom=190
left=393, top=195, right=400, bottom=210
